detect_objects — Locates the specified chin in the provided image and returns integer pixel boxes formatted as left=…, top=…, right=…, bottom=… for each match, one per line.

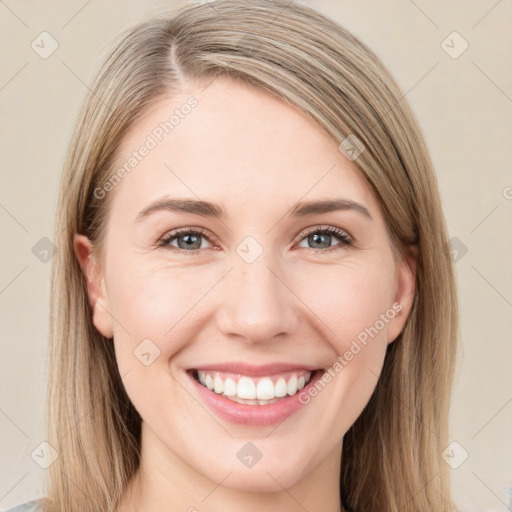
left=216, top=466, right=305, bottom=493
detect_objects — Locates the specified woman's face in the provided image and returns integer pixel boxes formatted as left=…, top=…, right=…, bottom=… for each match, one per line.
left=75, top=77, right=415, bottom=493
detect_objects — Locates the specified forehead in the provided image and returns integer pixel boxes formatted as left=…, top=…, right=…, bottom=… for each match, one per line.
left=109, top=77, right=377, bottom=218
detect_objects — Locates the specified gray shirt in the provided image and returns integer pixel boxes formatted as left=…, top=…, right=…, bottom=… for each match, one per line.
left=3, top=499, right=43, bottom=512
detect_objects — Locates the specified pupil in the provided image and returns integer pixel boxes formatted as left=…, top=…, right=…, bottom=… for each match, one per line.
left=179, top=234, right=201, bottom=250
left=310, top=233, right=330, bottom=249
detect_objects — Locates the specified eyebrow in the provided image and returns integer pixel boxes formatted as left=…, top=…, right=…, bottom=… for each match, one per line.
left=136, top=197, right=372, bottom=222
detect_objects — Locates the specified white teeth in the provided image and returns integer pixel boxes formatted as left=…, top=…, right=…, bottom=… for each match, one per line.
left=196, top=370, right=313, bottom=403
left=274, top=377, right=288, bottom=397
left=256, top=377, right=275, bottom=400
left=223, top=377, right=237, bottom=396
left=213, top=375, right=223, bottom=394
left=287, top=375, right=298, bottom=395
left=237, top=376, right=257, bottom=399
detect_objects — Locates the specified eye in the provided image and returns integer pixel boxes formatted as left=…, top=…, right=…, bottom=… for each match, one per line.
left=157, top=225, right=353, bottom=254
left=295, top=225, right=353, bottom=253
left=157, top=227, right=216, bottom=253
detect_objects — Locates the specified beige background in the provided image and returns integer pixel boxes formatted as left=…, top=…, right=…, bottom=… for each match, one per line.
left=0, top=1, right=511, bottom=510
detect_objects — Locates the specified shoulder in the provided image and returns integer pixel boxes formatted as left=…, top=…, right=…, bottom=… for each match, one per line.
left=3, top=498, right=45, bottom=512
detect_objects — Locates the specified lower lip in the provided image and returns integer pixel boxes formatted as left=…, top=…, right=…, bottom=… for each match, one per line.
left=186, top=369, right=324, bottom=426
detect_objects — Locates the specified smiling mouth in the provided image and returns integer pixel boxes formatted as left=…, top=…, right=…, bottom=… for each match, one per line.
left=188, top=368, right=323, bottom=406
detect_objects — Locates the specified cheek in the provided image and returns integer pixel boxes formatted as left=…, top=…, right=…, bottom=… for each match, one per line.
left=295, top=258, right=396, bottom=351
left=107, top=250, right=396, bottom=361
left=106, top=259, right=219, bottom=361
left=105, top=262, right=205, bottom=416
left=291, top=260, right=396, bottom=435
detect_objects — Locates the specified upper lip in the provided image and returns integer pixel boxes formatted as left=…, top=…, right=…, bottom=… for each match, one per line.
left=189, top=361, right=322, bottom=377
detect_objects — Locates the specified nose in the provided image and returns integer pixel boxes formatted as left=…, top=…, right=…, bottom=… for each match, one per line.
left=215, top=253, right=300, bottom=345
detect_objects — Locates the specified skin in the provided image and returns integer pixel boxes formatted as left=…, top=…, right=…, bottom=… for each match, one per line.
left=75, top=77, right=416, bottom=512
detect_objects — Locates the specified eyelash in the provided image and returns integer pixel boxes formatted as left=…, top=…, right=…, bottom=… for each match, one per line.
left=156, top=225, right=353, bottom=255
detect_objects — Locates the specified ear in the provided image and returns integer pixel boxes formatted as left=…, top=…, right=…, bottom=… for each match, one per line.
left=73, top=234, right=114, bottom=339
left=386, top=245, right=417, bottom=344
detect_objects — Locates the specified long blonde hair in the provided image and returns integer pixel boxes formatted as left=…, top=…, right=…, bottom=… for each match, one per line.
left=45, top=1, right=459, bottom=510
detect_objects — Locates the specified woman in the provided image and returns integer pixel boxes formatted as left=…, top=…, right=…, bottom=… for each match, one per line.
left=8, top=0, right=459, bottom=510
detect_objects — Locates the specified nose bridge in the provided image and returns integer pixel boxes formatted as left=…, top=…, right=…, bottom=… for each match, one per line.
left=215, top=243, right=299, bottom=344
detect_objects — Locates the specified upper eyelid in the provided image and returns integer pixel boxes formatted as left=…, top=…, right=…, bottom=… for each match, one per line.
left=299, top=225, right=351, bottom=239
left=160, top=226, right=216, bottom=243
